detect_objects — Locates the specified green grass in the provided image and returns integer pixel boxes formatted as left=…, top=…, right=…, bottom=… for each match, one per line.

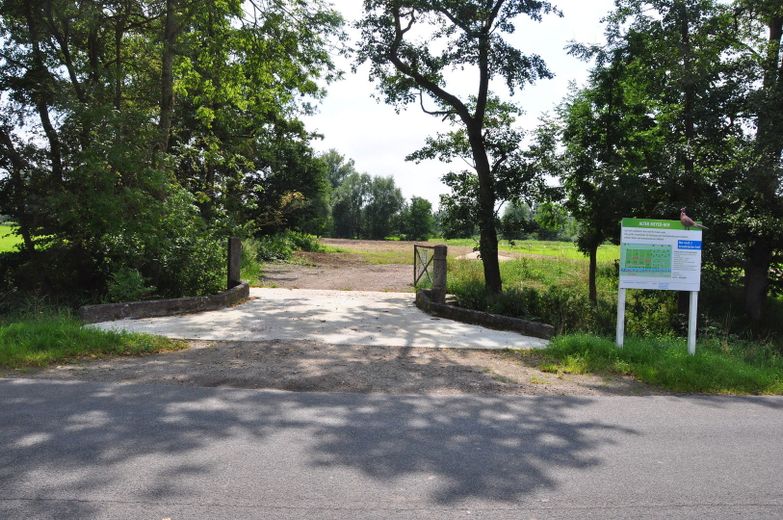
left=0, top=311, right=186, bottom=369
left=354, top=249, right=412, bottom=264
left=443, top=238, right=620, bottom=262
left=0, top=224, right=22, bottom=253
left=529, top=334, right=783, bottom=394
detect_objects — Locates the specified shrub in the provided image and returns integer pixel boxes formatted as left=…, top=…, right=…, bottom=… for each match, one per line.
left=106, top=267, right=155, bottom=302
left=255, top=230, right=322, bottom=261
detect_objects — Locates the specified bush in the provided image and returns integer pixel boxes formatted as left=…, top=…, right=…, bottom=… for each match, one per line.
left=256, top=230, right=322, bottom=261
left=240, top=239, right=263, bottom=284
left=106, top=267, right=155, bottom=302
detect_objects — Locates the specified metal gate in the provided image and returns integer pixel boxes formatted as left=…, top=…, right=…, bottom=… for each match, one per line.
left=413, top=244, right=435, bottom=287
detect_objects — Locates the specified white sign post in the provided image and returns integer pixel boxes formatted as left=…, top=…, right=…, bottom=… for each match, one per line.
left=616, top=218, right=703, bottom=354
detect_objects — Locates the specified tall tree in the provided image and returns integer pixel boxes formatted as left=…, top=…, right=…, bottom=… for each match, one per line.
left=729, top=0, right=783, bottom=320
left=364, top=176, right=404, bottom=239
left=332, top=172, right=372, bottom=238
left=604, top=0, right=743, bottom=312
left=0, top=0, right=342, bottom=298
left=401, top=196, right=434, bottom=241
left=356, top=0, right=558, bottom=294
left=556, top=51, right=655, bottom=303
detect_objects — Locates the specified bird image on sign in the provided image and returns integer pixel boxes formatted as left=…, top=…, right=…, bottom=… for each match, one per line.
left=680, top=208, right=708, bottom=230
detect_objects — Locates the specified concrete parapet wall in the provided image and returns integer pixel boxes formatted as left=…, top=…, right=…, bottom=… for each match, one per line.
left=415, top=289, right=554, bottom=340
left=80, top=282, right=250, bottom=323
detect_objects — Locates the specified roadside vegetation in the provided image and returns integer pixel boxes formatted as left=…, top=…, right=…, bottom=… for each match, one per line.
left=0, top=308, right=184, bottom=369
left=521, top=335, right=783, bottom=395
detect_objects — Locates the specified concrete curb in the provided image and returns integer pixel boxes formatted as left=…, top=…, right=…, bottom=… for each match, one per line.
left=80, top=282, right=250, bottom=324
left=415, top=289, right=554, bottom=340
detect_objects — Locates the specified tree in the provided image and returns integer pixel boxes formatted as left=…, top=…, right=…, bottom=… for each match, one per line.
left=0, top=0, right=342, bottom=299
left=320, top=149, right=359, bottom=191
left=599, top=0, right=737, bottom=313
left=401, top=196, right=434, bottom=240
left=727, top=0, right=783, bottom=320
left=500, top=201, right=535, bottom=241
left=356, top=0, right=559, bottom=294
left=364, top=176, right=404, bottom=239
left=556, top=52, right=655, bottom=303
left=332, top=172, right=372, bottom=238
left=604, top=0, right=783, bottom=320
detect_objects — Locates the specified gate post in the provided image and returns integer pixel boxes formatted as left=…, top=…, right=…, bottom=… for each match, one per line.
left=431, top=245, right=448, bottom=303
left=227, top=237, right=242, bottom=289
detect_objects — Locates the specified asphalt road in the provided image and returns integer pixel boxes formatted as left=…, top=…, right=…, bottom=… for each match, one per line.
left=2, top=378, right=783, bottom=519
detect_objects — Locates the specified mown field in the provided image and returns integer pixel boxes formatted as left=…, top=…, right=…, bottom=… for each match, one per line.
left=320, top=237, right=619, bottom=265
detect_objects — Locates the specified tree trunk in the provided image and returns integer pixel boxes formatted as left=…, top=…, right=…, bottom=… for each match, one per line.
left=588, top=244, right=598, bottom=304
left=467, top=124, right=501, bottom=294
left=23, top=1, right=63, bottom=183
left=677, top=1, right=696, bottom=317
left=744, top=241, right=771, bottom=322
left=158, top=0, right=178, bottom=153
left=743, top=14, right=782, bottom=322
left=114, top=19, right=124, bottom=110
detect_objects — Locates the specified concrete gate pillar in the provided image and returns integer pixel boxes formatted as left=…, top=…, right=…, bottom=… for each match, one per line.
left=431, top=245, right=448, bottom=303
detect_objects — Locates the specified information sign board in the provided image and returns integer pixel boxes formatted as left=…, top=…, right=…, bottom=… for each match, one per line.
left=619, top=218, right=702, bottom=292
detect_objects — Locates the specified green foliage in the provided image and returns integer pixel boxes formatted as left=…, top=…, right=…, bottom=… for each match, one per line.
left=500, top=202, right=536, bottom=240
left=400, top=197, right=434, bottom=241
left=0, top=310, right=185, bottom=369
left=330, top=170, right=406, bottom=239
left=365, top=176, right=404, bottom=239
left=0, top=0, right=342, bottom=304
left=106, top=268, right=155, bottom=303
left=240, top=239, right=263, bottom=285
left=540, top=334, right=783, bottom=394
left=0, top=224, right=21, bottom=253
left=448, top=247, right=783, bottom=345
left=255, top=231, right=322, bottom=262
left=320, top=149, right=358, bottom=191
left=332, top=172, right=371, bottom=238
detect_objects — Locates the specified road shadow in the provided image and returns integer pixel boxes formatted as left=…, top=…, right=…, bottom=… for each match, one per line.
left=1, top=379, right=636, bottom=517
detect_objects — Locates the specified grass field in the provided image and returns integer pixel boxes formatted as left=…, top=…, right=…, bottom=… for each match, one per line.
left=0, top=224, right=21, bottom=253
left=319, top=237, right=618, bottom=265
left=443, top=238, right=620, bottom=263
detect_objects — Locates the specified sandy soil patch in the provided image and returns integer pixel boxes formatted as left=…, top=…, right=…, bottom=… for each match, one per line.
left=261, top=262, right=414, bottom=292
left=456, top=251, right=515, bottom=262
left=19, top=340, right=660, bottom=396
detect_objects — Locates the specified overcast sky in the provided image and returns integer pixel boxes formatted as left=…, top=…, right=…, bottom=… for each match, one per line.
left=302, top=0, right=616, bottom=207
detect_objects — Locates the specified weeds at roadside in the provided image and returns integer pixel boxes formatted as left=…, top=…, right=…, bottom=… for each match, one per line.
left=0, top=309, right=185, bottom=369
left=537, top=334, right=783, bottom=394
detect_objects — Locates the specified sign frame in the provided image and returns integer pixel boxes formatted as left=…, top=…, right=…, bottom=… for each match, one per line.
left=616, top=218, right=703, bottom=355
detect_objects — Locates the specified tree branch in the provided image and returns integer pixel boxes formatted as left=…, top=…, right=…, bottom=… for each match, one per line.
left=387, top=7, right=472, bottom=124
